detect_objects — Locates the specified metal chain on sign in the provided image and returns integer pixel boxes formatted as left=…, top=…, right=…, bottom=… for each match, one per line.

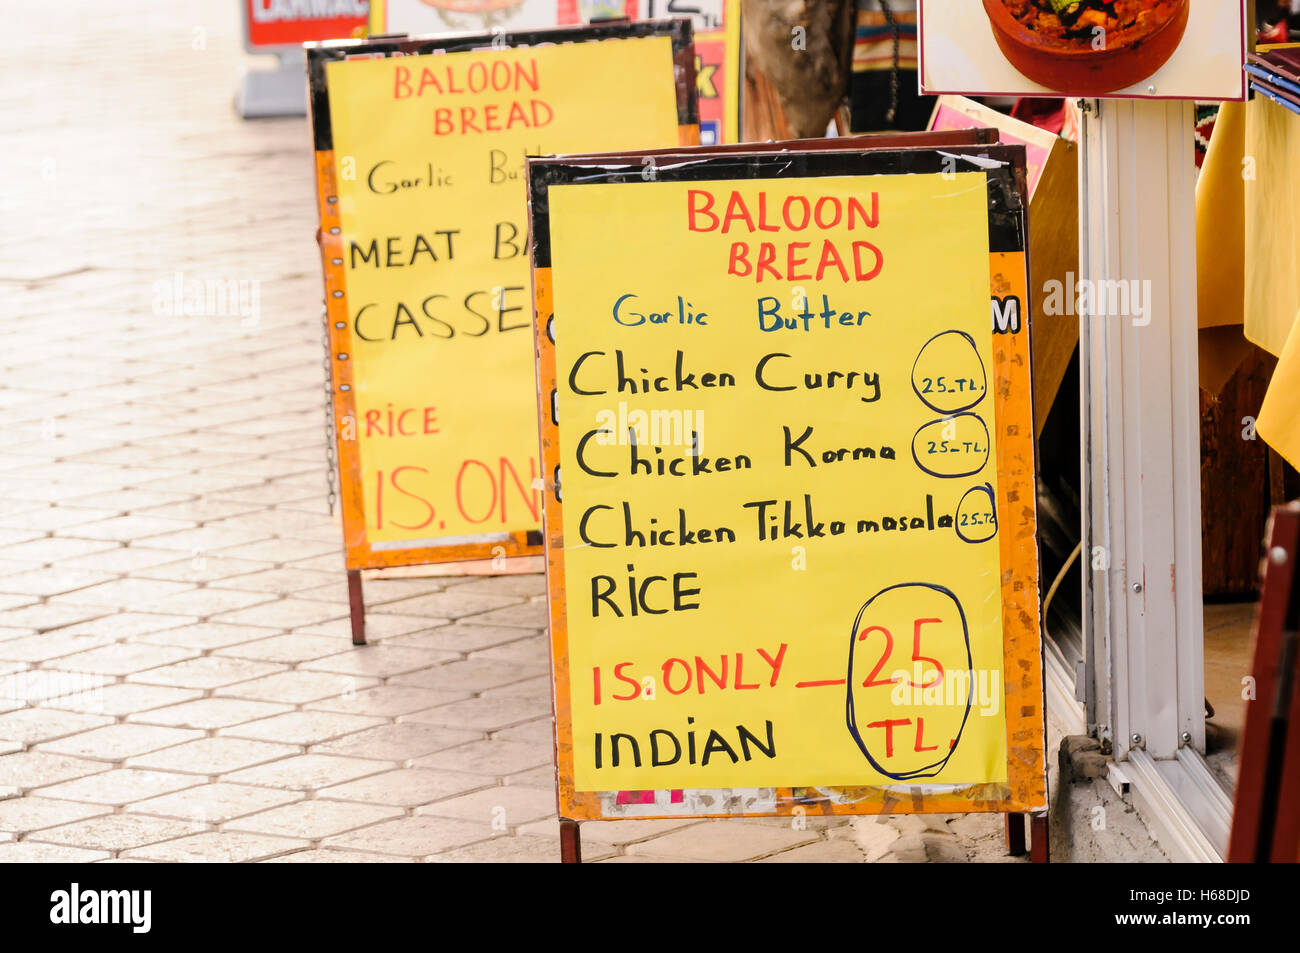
left=319, top=301, right=339, bottom=517
left=877, top=0, right=901, bottom=126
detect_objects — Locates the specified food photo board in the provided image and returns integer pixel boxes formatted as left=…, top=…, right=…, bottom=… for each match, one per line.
left=919, top=1, right=1248, bottom=100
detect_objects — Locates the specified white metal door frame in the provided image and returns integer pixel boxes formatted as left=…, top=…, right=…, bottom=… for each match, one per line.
left=1078, top=97, right=1231, bottom=860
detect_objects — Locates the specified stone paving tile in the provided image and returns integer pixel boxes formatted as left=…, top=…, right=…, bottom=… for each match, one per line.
left=0, top=842, right=110, bottom=862
left=294, top=614, right=446, bottom=641
left=467, top=602, right=549, bottom=629
left=471, top=635, right=550, bottom=666
left=31, top=814, right=205, bottom=853
left=412, top=740, right=552, bottom=776
left=43, top=683, right=203, bottom=717
left=217, top=711, right=383, bottom=746
left=756, top=836, right=869, bottom=863
left=0, top=594, right=38, bottom=613
left=596, top=853, right=707, bottom=864
left=126, top=656, right=286, bottom=689
left=128, top=698, right=294, bottom=731
left=0, top=604, right=109, bottom=633
left=128, top=738, right=299, bottom=775
left=56, top=515, right=196, bottom=543
left=141, top=527, right=268, bottom=553
left=49, top=612, right=199, bottom=639
left=58, top=547, right=181, bottom=574
left=122, top=831, right=309, bottom=863
left=416, top=785, right=555, bottom=828
left=261, top=848, right=404, bottom=863
left=0, top=708, right=116, bottom=746
left=47, top=577, right=196, bottom=608
left=391, top=658, right=547, bottom=692
left=35, top=768, right=205, bottom=806
left=0, top=626, right=36, bottom=644
left=430, top=834, right=614, bottom=863
left=214, top=539, right=337, bottom=564
left=0, top=530, right=45, bottom=549
left=212, top=633, right=349, bottom=663
left=0, top=631, right=122, bottom=663
left=0, top=752, right=109, bottom=791
left=130, top=783, right=303, bottom=823
left=322, top=815, right=493, bottom=858
left=2, top=507, right=121, bottom=533
left=305, top=685, right=469, bottom=717
left=46, top=642, right=200, bottom=676
left=135, top=622, right=278, bottom=650
left=365, top=622, right=524, bottom=653
left=0, top=567, right=118, bottom=597
left=0, top=537, right=120, bottom=564
left=313, top=723, right=483, bottom=762
left=211, top=567, right=339, bottom=595
left=139, top=557, right=277, bottom=585
left=491, top=717, right=555, bottom=745
left=214, top=670, right=374, bottom=705
left=300, top=645, right=459, bottom=678
left=147, top=588, right=278, bottom=617
left=288, top=583, right=350, bottom=605
left=223, top=754, right=395, bottom=791
left=451, top=576, right=547, bottom=598
left=478, top=675, right=553, bottom=702
left=623, top=820, right=822, bottom=862
left=0, top=796, right=112, bottom=834
left=519, top=817, right=702, bottom=847
left=400, top=694, right=547, bottom=732
left=319, top=768, right=492, bottom=808
left=137, top=499, right=262, bottom=523
left=37, top=724, right=204, bottom=761
left=501, top=764, right=556, bottom=789
left=227, top=800, right=404, bottom=840
left=376, top=591, right=521, bottom=619
left=212, top=598, right=348, bottom=630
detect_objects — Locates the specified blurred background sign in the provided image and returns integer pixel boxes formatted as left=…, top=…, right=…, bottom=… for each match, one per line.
left=238, top=1, right=371, bottom=118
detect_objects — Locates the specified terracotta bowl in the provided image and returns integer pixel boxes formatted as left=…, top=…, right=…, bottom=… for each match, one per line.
left=982, top=0, right=1190, bottom=95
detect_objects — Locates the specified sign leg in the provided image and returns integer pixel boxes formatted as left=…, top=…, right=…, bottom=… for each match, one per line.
left=348, top=569, right=366, bottom=645
left=559, top=818, right=582, bottom=863
left=1029, top=811, right=1050, bottom=863
left=1005, top=812, right=1027, bottom=856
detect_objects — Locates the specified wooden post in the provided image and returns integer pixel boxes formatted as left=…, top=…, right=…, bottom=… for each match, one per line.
left=559, top=818, right=582, bottom=863
left=347, top=569, right=366, bottom=645
left=1005, top=812, right=1027, bottom=856
left=1029, top=812, right=1050, bottom=863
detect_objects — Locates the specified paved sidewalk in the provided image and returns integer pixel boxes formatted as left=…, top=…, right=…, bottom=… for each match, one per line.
left=0, top=0, right=1015, bottom=863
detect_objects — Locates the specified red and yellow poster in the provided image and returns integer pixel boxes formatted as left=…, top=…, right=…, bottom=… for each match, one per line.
left=530, top=148, right=1045, bottom=818
left=309, top=24, right=696, bottom=569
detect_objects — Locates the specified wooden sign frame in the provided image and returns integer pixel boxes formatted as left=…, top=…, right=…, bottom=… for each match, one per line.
left=1228, top=503, right=1300, bottom=862
left=306, top=22, right=699, bottom=602
left=528, top=143, right=1047, bottom=837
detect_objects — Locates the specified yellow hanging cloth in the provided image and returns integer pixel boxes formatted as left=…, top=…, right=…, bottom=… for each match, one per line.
left=1195, top=101, right=1255, bottom=395
left=1244, top=95, right=1300, bottom=358
left=1249, top=95, right=1300, bottom=467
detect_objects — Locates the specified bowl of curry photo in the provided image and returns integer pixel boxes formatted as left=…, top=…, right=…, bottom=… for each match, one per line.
left=982, top=0, right=1190, bottom=94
